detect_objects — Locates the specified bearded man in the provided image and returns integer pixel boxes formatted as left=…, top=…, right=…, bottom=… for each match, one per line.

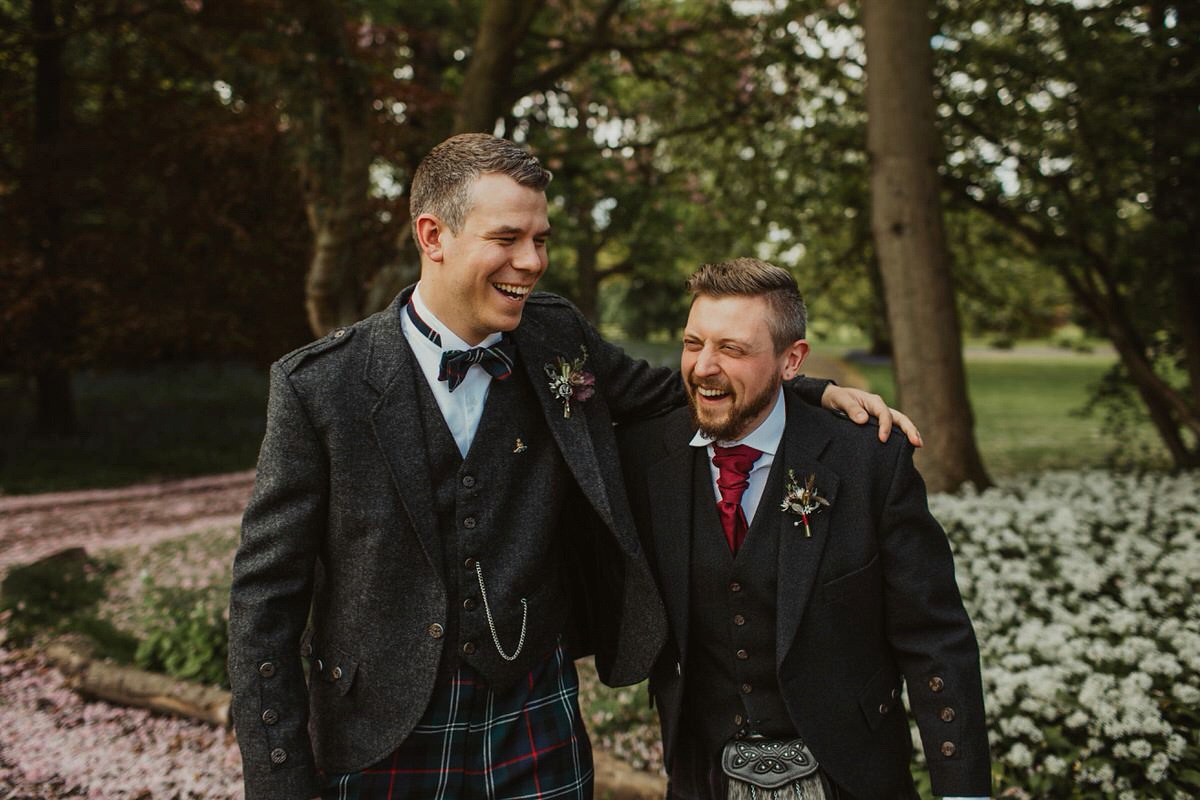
left=616, top=258, right=991, bottom=800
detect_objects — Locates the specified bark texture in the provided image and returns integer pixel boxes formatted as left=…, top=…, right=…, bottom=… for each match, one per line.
left=862, top=0, right=990, bottom=492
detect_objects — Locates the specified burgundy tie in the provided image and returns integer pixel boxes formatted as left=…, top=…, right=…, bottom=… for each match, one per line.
left=711, top=444, right=763, bottom=555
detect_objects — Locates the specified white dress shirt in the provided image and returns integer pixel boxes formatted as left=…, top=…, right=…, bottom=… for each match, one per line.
left=690, top=386, right=787, bottom=526
left=400, top=283, right=504, bottom=457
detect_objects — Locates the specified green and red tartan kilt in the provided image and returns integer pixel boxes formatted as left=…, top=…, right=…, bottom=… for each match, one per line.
left=322, top=640, right=593, bottom=800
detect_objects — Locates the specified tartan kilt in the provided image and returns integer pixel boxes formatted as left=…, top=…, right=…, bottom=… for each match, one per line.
left=322, top=640, right=593, bottom=800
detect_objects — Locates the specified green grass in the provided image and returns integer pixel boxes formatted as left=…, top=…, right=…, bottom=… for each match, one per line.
left=851, top=355, right=1170, bottom=477
left=0, top=347, right=1172, bottom=495
left=1, top=364, right=268, bottom=494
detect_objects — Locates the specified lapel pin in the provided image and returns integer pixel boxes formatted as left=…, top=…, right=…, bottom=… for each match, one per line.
left=513, top=438, right=527, bottom=454
left=780, top=469, right=830, bottom=537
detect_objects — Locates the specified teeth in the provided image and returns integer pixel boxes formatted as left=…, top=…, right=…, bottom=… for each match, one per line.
left=697, top=387, right=728, bottom=397
left=494, top=282, right=532, bottom=296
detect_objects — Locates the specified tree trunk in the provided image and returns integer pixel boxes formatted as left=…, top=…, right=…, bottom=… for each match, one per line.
left=452, top=0, right=545, bottom=134
left=862, top=0, right=990, bottom=492
left=30, top=0, right=76, bottom=436
left=297, top=2, right=377, bottom=336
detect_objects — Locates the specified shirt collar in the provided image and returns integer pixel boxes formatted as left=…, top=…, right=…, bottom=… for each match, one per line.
left=410, top=282, right=503, bottom=352
left=690, top=385, right=786, bottom=455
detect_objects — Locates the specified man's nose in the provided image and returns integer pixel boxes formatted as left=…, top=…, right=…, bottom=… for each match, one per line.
left=513, top=239, right=543, bottom=272
left=693, top=345, right=721, bottom=377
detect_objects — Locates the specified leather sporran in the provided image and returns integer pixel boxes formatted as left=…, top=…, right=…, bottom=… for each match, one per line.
left=720, top=737, right=827, bottom=800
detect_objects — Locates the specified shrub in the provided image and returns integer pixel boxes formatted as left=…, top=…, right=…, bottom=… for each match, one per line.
left=934, top=470, right=1200, bottom=798
left=134, top=578, right=230, bottom=688
left=0, top=548, right=119, bottom=645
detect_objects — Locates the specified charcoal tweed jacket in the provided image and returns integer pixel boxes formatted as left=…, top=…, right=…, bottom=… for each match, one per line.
left=617, top=388, right=992, bottom=799
left=228, top=288, right=684, bottom=800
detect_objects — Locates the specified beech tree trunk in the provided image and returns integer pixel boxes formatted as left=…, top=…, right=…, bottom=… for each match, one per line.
left=452, top=0, right=545, bottom=134
left=862, top=0, right=990, bottom=492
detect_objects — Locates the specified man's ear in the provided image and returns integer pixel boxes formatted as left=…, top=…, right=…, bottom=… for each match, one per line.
left=780, top=340, right=810, bottom=380
left=415, top=214, right=448, bottom=262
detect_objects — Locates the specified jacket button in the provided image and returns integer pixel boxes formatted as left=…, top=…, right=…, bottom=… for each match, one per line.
left=261, top=708, right=279, bottom=725
left=734, top=714, right=744, bottom=726
left=462, top=641, right=476, bottom=655
left=891, top=687, right=899, bottom=699
left=331, top=666, right=343, bottom=680
left=736, top=649, right=748, bottom=660
left=940, top=707, right=956, bottom=722
left=729, top=582, right=742, bottom=593
left=464, top=557, right=476, bottom=570
left=928, top=676, right=945, bottom=692
left=333, top=328, right=345, bottom=338
left=733, top=614, right=746, bottom=626
left=462, top=475, right=476, bottom=488
left=676, top=661, right=682, bottom=676
left=270, top=747, right=288, bottom=765
left=940, top=741, right=956, bottom=757
left=463, top=516, right=477, bottom=529
left=258, top=661, right=276, bottom=678
left=741, top=683, right=752, bottom=694
left=428, top=623, right=444, bottom=639
left=878, top=703, right=890, bottom=715
left=463, top=597, right=476, bottom=610
left=316, top=659, right=324, bottom=673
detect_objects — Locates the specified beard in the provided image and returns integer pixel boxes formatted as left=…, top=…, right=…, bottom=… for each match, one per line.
left=686, top=372, right=782, bottom=442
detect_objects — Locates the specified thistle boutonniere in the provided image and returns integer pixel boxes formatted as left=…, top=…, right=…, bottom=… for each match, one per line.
left=544, top=346, right=595, bottom=419
left=780, top=469, right=830, bottom=537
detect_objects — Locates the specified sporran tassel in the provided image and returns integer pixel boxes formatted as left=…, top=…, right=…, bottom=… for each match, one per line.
left=726, top=774, right=827, bottom=800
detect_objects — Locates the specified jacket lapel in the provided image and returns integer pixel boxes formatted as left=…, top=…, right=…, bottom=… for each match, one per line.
left=365, top=288, right=443, bottom=579
left=775, top=392, right=840, bottom=668
left=511, top=319, right=617, bottom=533
left=646, top=412, right=697, bottom=664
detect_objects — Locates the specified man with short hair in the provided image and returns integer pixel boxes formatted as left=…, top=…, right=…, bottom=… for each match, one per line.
left=228, top=135, right=917, bottom=800
left=617, top=258, right=990, bottom=799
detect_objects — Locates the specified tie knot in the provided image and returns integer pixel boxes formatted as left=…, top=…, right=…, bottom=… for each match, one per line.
left=712, top=444, right=762, bottom=477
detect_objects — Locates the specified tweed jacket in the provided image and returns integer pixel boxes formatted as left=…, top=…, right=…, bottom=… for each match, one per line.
left=228, top=288, right=688, bottom=800
left=617, top=388, right=992, bottom=799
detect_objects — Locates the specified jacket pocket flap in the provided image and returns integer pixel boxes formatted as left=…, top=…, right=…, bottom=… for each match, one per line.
left=821, top=552, right=880, bottom=606
left=857, top=663, right=902, bottom=732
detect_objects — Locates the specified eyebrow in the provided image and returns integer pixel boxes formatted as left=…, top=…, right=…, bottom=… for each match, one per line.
left=485, top=225, right=552, bottom=238
left=682, top=332, right=753, bottom=348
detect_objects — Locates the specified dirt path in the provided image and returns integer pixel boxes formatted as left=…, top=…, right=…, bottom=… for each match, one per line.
left=0, top=471, right=254, bottom=576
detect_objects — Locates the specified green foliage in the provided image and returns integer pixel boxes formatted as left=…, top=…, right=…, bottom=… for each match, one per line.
left=0, top=548, right=133, bottom=653
left=134, top=578, right=230, bottom=689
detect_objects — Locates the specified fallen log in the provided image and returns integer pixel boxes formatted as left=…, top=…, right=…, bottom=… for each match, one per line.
left=44, top=635, right=231, bottom=728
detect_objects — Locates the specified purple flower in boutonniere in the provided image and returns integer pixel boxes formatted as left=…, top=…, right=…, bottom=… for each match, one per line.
left=544, top=346, right=595, bottom=419
left=780, top=469, right=830, bottom=537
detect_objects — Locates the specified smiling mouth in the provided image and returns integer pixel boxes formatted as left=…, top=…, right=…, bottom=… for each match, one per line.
left=493, top=282, right=532, bottom=301
left=694, top=386, right=731, bottom=401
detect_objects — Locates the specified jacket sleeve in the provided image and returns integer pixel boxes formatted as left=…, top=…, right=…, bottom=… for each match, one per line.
left=228, top=362, right=327, bottom=800
left=574, top=306, right=832, bottom=423
left=879, top=442, right=992, bottom=797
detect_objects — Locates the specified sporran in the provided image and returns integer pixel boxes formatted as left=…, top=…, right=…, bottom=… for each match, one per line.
left=721, top=737, right=827, bottom=800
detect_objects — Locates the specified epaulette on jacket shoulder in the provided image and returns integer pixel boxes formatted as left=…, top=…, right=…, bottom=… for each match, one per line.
left=276, top=325, right=356, bottom=375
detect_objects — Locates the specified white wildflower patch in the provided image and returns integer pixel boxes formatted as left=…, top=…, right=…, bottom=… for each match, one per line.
left=934, top=470, right=1200, bottom=798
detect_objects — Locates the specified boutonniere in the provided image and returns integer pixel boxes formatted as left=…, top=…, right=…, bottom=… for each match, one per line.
left=780, top=469, right=830, bottom=537
left=544, top=346, right=595, bottom=419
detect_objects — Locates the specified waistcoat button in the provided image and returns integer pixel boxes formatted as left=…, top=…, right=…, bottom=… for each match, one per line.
left=463, top=597, right=476, bottom=610
left=261, top=708, right=279, bottom=725
left=462, top=641, right=476, bottom=655
left=940, top=707, right=956, bottom=722
left=462, top=475, right=476, bottom=488
left=258, top=661, right=276, bottom=678
left=736, top=649, right=748, bottom=660
left=463, top=516, right=477, bottom=529
left=428, top=623, right=444, bottom=639
left=269, top=748, right=287, bottom=765
left=733, top=614, right=746, bottom=626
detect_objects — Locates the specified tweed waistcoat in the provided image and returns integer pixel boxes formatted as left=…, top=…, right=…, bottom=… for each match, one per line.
left=411, top=354, right=573, bottom=689
left=683, top=445, right=795, bottom=758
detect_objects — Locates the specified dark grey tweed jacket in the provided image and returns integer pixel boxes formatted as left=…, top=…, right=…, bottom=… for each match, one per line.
left=228, top=286, right=832, bottom=800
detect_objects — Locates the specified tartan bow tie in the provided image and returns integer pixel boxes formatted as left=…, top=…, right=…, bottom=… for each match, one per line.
left=406, top=301, right=515, bottom=392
